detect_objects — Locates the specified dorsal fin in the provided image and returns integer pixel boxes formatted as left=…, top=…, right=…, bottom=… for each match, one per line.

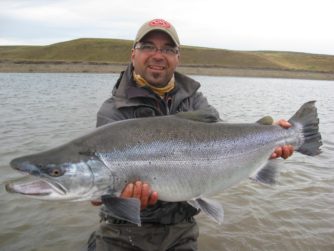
left=256, top=116, right=274, bottom=125
left=175, top=108, right=220, bottom=123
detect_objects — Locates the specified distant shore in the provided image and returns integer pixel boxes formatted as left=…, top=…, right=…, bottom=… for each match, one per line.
left=1, top=60, right=334, bottom=80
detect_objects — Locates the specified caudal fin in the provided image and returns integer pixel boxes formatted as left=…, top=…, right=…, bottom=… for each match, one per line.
left=289, top=101, right=322, bottom=156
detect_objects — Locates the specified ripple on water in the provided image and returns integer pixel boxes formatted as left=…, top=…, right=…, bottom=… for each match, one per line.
left=1, top=74, right=334, bottom=250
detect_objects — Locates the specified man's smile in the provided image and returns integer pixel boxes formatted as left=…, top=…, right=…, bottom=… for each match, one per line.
left=148, top=65, right=166, bottom=71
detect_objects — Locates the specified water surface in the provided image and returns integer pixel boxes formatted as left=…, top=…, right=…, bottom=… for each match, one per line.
left=1, top=73, right=333, bottom=251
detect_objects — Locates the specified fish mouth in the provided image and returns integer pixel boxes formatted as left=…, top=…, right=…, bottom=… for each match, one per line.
left=5, top=175, right=67, bottom=197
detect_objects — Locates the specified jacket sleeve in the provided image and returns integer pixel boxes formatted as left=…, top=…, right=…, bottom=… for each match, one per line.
left=96, top=98, right=129, bottom=127
left=191, top=91, right=221, bottom=119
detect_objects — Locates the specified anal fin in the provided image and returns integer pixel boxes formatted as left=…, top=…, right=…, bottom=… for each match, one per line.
left=250, top=160, right=278, bottom=185
left=188, top=198, right=224, bottom=224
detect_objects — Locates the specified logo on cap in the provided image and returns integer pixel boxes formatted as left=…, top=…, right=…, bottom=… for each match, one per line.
left=149, top=19, right=171, bottom=29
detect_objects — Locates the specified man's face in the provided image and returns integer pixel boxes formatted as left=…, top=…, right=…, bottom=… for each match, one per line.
left=131, top=31, right=180, bottom=87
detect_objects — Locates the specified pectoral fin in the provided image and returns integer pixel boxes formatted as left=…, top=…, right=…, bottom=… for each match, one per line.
left=188, top=198, right=224, bottom=224
left=101, top=195, right=141, bottom=226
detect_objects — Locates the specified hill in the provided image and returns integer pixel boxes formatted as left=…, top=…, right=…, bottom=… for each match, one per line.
left=0, top=38, right=334, bottom=79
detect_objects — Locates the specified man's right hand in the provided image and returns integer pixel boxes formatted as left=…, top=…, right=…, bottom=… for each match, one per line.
left=121, top=181, right=158, bottom=209
left=90, top=181, right=158, bottom=209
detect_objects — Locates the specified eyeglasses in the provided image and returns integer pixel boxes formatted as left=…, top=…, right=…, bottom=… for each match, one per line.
left=134, top=43, right=179, bottom=56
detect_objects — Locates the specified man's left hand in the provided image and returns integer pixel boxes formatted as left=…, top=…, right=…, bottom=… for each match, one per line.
left=270, top=119, right=294, bottom=159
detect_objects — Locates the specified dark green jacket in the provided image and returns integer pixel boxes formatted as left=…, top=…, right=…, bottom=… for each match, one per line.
left=97, top=64, right=219, bottom=224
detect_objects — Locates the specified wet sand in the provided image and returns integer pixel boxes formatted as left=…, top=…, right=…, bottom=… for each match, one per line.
left=1, top=60, right=334, bottom=80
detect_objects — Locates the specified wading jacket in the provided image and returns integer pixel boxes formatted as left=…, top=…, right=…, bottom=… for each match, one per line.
left=97, top=64, right=219, bottom=224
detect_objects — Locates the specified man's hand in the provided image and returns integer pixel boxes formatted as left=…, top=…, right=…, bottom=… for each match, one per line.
left=270, top=119, right=294, bottom=159
left=121, top=181, right=158, bottom=209
left=90, top=181, right=158, bottom=209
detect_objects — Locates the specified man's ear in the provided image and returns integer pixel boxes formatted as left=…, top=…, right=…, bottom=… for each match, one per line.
left=131, top=48, right=135, bottom=66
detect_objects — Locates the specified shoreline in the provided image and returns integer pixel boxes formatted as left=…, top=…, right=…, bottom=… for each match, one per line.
left=1, top=60, right=334, bottom=80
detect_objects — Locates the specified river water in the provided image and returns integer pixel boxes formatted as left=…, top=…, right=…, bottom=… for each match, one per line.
left=0, top=73, right=333, bottom=251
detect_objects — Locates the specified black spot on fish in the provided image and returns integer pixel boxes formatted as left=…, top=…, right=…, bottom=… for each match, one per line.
left=79, top=150, right=95, bottom=156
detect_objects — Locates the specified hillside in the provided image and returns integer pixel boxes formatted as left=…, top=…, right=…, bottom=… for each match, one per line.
left=0, top=38, right=334, bottom=79
left=0, top=39, right=133, bottom=63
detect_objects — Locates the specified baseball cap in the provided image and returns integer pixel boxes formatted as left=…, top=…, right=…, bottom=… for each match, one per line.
left=134, top=19, right=180, bottom=47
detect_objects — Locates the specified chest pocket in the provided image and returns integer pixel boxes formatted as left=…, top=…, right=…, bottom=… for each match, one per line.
left=133, top=107, right=157, bottom=118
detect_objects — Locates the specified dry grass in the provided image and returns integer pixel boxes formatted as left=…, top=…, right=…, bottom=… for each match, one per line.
left=0, top=38, right=333, bottom=79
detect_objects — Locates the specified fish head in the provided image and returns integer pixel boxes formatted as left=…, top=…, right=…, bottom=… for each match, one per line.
left=6, top=145, right=111, bottom=201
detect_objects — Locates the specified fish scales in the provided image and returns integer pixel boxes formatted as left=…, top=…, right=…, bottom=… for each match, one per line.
left=6, top=101, right=322, bottom=225
left=92, top=117, right=294, bottom=201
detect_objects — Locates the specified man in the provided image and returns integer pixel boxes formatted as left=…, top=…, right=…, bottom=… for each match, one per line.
left=87, top=18, right=293, bottom=251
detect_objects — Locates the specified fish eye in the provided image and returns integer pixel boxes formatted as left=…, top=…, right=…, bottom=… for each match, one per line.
left=51, top=169, right=60, bottom=176
left=48, top=167, right=64, bottom=177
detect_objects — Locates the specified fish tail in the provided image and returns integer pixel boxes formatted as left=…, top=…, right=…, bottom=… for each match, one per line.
left=288, top=101, right=322, bottom=156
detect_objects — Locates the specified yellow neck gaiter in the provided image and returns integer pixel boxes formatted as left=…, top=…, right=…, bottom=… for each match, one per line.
left=133, top=72, right=175, bottom=97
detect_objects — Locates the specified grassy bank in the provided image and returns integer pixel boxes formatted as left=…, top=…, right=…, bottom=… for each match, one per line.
left=1, top=38, right=334, bottom=79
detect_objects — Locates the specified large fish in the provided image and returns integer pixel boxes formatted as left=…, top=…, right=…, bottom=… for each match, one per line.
left=6, top=101, right=322, bottom=225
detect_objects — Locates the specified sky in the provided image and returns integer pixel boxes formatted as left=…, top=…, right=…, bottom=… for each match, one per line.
left=1, top=0, right=334, bottom=55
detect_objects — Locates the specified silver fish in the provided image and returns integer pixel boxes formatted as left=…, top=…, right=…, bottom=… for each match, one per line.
left=6, top=101, right=322, bottom=225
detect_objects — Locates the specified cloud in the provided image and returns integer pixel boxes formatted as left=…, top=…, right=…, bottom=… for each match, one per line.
left=0, top=0, right=333, bottom=55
